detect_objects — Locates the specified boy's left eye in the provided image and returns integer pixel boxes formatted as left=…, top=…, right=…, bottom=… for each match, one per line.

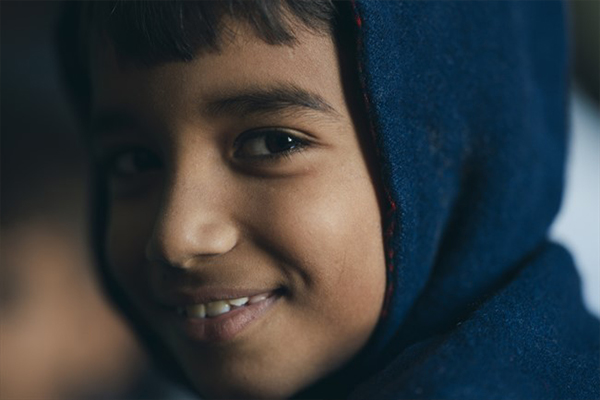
left=234, top=129, right=308, bottom=159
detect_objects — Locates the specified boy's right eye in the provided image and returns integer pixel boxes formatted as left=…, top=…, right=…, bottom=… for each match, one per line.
left=104, top=148, right=162, bottom=178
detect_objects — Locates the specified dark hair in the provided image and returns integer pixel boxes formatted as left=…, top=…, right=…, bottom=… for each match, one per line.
left=59, top=0, right=339, bottom=121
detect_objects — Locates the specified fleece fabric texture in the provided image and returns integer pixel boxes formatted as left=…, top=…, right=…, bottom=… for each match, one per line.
left=348, top=1, right=600, bottom=398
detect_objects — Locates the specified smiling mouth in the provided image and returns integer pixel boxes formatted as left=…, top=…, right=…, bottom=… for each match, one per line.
left=176, top=291, right=276, bottom=318
left=167, top=288, right=284, bottom=342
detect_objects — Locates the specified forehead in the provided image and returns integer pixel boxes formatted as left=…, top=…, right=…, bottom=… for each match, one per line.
left=90, top=25, right=348, bottom=128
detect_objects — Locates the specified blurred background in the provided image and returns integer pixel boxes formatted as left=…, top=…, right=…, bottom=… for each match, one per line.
left=550, top=0, right=600, bottom=317
left=0, top=1, right=597, bottom=399
left=0, top=2, right=196, bottom=399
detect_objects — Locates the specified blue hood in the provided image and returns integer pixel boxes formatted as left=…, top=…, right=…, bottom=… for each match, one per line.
left=347, top=1, right=599, bottom=398
left=67, top=1, right=599, bottom=397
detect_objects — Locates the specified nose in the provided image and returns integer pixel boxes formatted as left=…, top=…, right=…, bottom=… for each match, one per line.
left=145, top=173, right=239, bottom=269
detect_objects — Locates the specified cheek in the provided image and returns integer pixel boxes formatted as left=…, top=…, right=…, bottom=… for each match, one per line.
left=250, top=162, right=387, bottom=352
left=106, top=197, right=158, bottom=299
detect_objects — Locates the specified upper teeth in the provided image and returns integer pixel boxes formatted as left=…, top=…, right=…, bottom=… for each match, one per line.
left=179, top=294, right=270, bottom=319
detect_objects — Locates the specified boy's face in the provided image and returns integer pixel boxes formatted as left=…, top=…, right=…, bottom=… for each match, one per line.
left=92, top=22, right=386, bottom=398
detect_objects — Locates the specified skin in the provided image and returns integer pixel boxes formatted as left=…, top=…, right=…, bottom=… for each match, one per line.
left=91, top=21, right=386, bottom=399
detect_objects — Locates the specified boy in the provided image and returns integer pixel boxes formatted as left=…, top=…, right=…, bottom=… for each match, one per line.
left=60, top=1, right=599, bottom=398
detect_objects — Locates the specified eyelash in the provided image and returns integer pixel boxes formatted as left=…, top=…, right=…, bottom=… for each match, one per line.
left=100, top=128, right=310, bottom=177
left=233, top=128, right=310, bottom=161
left=100, top=145, right=162, bottom=177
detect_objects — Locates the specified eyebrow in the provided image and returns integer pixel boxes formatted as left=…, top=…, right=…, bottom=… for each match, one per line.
left=91, top=83, right=341, bottom=136
left=203, top=83, right=341, bottom=120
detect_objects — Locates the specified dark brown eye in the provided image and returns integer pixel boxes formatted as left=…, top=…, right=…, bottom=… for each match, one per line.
left=235, top=129, right=306, bottom=158
left=106, top=148, right=162, bottom=177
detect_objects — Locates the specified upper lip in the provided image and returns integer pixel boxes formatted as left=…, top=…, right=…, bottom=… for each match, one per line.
left=153, top=287, right=281, bottom=307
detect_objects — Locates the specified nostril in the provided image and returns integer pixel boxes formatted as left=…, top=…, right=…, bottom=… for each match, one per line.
left=145, top=221, right=239, bottom=269
left=144, top=238, right=189, bottom=271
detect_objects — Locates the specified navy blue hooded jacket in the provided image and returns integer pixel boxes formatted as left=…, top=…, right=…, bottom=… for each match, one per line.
left=63, top=1, right=599, bottom=398
left=343, top=1, right=600, bottom=398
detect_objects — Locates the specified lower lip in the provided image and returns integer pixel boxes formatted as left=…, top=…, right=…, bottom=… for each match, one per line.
left=173, top=294, right=281, bottom=343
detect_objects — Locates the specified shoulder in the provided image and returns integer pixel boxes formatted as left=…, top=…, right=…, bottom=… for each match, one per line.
left=350, top=243, right=600, bottom=400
